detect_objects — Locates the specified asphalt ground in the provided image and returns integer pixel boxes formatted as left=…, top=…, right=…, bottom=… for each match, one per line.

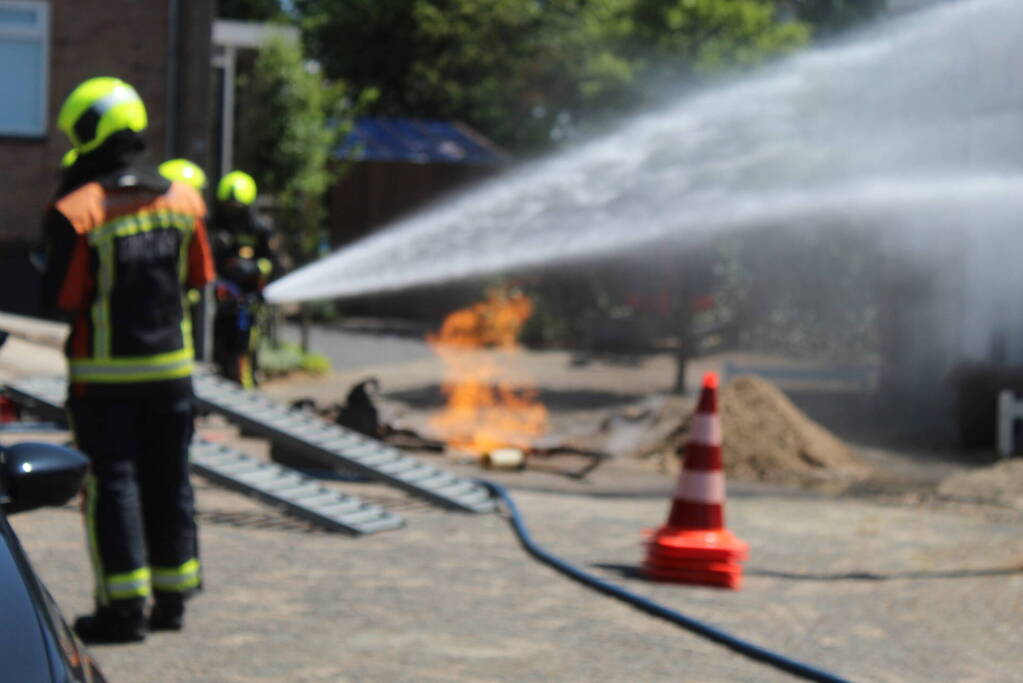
left=4, top=314, right=1023, bottom=681
left=8, top=453, right=1023, bottom=683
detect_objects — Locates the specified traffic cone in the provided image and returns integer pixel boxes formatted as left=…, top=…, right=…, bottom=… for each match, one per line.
left=643, top=371, right=749, bottom=589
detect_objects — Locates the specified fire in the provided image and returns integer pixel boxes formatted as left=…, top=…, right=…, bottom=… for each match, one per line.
left=427, top=287, right=549, bottom=456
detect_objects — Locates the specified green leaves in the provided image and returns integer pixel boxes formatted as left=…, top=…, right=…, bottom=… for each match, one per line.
left=236, top=37, right=362, bottom=259
left=295, top=0, right=812, bottom=153
left=237, top=1, right=883, bottom=156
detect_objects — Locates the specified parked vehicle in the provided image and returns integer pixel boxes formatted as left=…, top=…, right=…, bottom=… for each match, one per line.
left=0, top=431, right=108, bottom=682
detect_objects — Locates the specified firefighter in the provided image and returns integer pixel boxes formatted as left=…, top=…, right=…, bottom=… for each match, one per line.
left=38, top=77, right=215, bottom=643
left=210, top=170, right=278, bottom=388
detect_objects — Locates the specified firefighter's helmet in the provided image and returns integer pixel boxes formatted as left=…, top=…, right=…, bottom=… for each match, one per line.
left=57, top=77, right=147, bottom=154
left=159, top=158, right=208, bottom=191
left=217, top=171, right=257, bottom=205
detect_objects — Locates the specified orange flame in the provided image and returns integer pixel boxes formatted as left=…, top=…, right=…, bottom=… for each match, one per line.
left=427, top=288, right=548, bottom=455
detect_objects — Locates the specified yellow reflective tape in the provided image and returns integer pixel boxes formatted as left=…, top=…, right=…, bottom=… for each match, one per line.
left=69, top=358, right=193, bottom=383
left=108, top=567, right=151, bottom=584
left=106, top=567, right=151, bottom=600
left=152, top=558, right=201, bottom=592
left=178, top=225, right=190, bottom=284
left=180, top=312, right=193, bottom=356
left=92, top=240, right=115, bottom=358
left=83, top=475, right=108, bottom=605
left=153, top=558, right=200, bottom=577
left=88, top=210, right=195, bottom=246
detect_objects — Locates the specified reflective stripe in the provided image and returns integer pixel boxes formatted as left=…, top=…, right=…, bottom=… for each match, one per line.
left=674, top=470, right=726, bottom=504
left=152, top=558, right=201, bottom=592
left=83, top=474, right=109, bottom=604
left=69, top=355, right=193, bottom=383
left=690, top=413, right=722, bottom=447
left=106, top=567, right=151, bottom=600
left=90, top=87, right=138, bottom=118
left=93, top=240, right=115, bottom=358
left=178, top=223, right=191, bottom=284
left=88, top=209, right=195, bottom=246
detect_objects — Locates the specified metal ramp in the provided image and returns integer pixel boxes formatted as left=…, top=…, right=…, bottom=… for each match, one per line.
left=2, top=376, right=405, bottom=536
left=192, top=373, right=495, bottom=513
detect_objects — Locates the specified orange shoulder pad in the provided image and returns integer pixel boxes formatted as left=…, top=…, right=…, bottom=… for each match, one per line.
left=54, top=183, right=106, bottom=235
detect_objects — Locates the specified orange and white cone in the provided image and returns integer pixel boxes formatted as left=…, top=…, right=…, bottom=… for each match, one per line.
left=643, top=371, right=749, bottom=589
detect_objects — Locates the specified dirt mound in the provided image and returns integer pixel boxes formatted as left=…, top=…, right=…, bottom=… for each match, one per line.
left=581, top=375, right=871, bottom=491
left=717, top=376, right=871, bottom=491
left=938, top=459, right=1023, bottom=509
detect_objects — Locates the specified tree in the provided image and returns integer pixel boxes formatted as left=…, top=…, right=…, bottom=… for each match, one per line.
left=294, top=0, right=810, bottom=153
left=577, top=0, right=810, bottom=130
left=234, top=37, right=366, bottom=262
left=629, top=0, right=809, bottom=76
left=295, top=0, right=589, bottom=151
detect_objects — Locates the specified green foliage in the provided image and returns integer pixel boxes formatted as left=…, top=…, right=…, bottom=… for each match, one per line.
left=296, top=0, right=589, bottom=151
left=631, top=0, right=810, bottom=77
left=258, top=341, right=332, bottom=377
left=236, top=38, right=371, bottom=260
left=294, top=0, right=811, bottom=153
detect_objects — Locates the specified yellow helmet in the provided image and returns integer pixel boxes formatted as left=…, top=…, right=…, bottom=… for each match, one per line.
left=57, top=77, right=147, bottom=154
left=60, top=148, right=78, bottom=169
left=217, top=170, right=258, bottom=205
left=159, top=158, right=208, bottom=191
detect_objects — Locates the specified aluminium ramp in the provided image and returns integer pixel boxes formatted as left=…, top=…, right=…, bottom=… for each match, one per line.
left=192, top=373, right=495, bottom=513
left=2, top=375, right=404, bottom=535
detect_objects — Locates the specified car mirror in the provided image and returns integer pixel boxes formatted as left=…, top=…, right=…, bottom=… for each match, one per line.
left=1, top=442, right=88, bottom=515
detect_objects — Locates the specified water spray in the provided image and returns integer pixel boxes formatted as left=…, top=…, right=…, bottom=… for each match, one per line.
left=267, top=0, right=1023, bottom=311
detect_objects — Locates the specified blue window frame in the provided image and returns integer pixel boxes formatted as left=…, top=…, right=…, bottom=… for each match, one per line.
left=0, top=1, right=49, bottom=137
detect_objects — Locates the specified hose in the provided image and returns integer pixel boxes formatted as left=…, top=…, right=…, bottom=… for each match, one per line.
left=480, top=480, right=852, bottom=683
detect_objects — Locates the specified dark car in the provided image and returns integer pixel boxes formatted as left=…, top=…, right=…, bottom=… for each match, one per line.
left=0, top=437, right=108, bottom=682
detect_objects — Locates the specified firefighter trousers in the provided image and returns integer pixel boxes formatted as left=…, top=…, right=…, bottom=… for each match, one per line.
left=68, top=391, right=200, bottom=609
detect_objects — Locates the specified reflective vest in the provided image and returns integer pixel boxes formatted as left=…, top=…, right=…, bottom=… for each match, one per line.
left=53, top=180, right=214, bottom=388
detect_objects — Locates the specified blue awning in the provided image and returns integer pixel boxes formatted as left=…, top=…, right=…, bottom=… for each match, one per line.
left=335, top=117, right=506, bottom=166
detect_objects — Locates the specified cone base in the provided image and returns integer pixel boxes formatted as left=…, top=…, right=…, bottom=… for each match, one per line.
left=644, top=550, right=742, bottom=574
left=644, top=562, right=743, bottom=589
left=646, top=525, right=749, bottom=562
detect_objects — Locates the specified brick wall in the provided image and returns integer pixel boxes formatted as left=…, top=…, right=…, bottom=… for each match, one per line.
left=0, top=0, right=211, bottom=246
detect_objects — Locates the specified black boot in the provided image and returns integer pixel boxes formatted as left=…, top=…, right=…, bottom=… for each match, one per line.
left=73, top=604, right=146, bottom=644
left=148, top=594, right=185, bottom=631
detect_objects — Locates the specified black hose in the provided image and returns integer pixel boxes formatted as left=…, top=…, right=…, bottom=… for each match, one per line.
left=480, top=480, right=853, bottom=683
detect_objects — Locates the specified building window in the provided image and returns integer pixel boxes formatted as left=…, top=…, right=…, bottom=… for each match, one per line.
left=0, top=1, right=48, bottom=137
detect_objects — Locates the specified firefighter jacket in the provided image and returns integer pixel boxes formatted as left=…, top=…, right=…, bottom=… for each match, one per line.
left=211, top=203, right=278, bottom=295
left=39, top=161, right=215, bottom=398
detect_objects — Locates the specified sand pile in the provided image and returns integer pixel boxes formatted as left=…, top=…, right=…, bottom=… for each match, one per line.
left=716, top=376, right=871, bottom=490
left=577, top=375, right=870, bottom=490
left=938, top=459, right=1023, bottom=509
